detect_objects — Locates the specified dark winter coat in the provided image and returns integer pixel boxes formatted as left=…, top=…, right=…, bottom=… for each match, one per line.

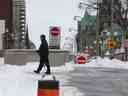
left=37, top=39, right=49, bottom=58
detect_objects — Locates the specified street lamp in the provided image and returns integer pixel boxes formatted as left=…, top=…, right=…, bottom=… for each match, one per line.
left=100, top=29, right=111, bottom=57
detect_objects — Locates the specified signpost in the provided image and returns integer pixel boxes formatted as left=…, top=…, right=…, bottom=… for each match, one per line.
left=49, top=26, right=61, bottom=49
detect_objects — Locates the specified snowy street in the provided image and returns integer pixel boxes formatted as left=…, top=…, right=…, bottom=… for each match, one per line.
left=69, top=67, right=128, bottom=96
left=0, top=57, right=128, bottom=96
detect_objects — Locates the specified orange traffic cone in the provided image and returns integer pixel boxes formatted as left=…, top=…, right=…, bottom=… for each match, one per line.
left=38, top=80, right=59, bottom=96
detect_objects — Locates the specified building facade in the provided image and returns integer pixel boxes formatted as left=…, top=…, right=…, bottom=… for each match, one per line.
left=0, top=0, right=13, bottom=49
left=76, top=14, right=96, bottom=53
left=76, top=0, right=127, bottom=56
left=12, top=0, right=27, bottom=48
left=0, top=0, right=33, bottom=49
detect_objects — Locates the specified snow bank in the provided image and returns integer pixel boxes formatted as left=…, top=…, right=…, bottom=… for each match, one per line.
left=72, top=57, right=128, bottom=69
left=60, top=87, right=84, bottom=96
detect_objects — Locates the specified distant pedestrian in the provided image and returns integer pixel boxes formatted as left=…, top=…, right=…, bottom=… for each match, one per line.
left=34, top=34, right=51, bottom=74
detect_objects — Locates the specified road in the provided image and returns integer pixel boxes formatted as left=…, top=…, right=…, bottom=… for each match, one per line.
left=56, top=66, right=128, bottom=96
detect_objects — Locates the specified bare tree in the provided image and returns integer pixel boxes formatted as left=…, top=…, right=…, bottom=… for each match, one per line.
left=78, top=0, right=97, bottom=15
left=113, top=0, right=128, bottom=36
left=79, top=0, right=128, bottom=31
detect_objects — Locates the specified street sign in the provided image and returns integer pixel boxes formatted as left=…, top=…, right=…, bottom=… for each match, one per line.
left=49, top=26, right=61, bottom=49
left=50, top=27, right=60, bottom=36
left=75, top=53, right=87, bottom=64
left=76, top=56, right=86, bottom=64
left=107, top=39, right=116, bottom=49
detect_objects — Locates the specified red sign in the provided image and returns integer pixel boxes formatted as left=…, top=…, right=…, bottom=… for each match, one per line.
left=76, top=55, right=86, bottom=64
left=50, top=27, right=60, bottom=36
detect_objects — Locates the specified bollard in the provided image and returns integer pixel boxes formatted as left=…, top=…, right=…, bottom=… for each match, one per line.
left=38, top=80, right=59, bottom=96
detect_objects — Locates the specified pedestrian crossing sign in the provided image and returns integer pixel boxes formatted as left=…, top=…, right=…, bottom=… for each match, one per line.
left=107, top=39, right=116, bottom=49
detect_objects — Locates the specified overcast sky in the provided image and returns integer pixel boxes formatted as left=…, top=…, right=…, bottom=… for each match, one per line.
left=26, top=0, right=82, bottom=48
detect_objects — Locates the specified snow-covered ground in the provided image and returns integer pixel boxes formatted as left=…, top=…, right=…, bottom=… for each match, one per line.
left=74, top=57, right=128, bottom=69
left=0, top=57, right=128, bottom=96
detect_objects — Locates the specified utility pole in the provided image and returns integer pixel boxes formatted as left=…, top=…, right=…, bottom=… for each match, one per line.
left=96, top=0, right=102, bottom=56
left=109, top=0, right=114, bottom=58
left=110, top=0, right=113, bottom=38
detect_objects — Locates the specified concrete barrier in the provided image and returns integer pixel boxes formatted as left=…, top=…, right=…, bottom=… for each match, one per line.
left=4, top=49, right=69, bottom=66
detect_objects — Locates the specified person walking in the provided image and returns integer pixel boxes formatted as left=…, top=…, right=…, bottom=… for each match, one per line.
left=34, top=34, right=51, bottom=74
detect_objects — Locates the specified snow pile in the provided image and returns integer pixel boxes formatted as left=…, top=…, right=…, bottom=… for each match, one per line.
left=73, top=57, right=128, bottom=69
left=60, top=87, right=84, bottom=96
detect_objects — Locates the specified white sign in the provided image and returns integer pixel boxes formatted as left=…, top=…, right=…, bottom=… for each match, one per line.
left=49, top=26, right=61, bottom=49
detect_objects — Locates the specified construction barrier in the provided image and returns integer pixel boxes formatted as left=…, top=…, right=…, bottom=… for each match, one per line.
left=38, top=80, right=59, bottom=96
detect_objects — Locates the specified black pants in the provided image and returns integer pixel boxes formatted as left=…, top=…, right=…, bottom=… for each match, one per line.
left=37, top=57, right=51, bottom=73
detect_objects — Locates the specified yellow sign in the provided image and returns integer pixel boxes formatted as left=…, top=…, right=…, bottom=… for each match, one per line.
left=107, top=39, right=116, bottom=49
